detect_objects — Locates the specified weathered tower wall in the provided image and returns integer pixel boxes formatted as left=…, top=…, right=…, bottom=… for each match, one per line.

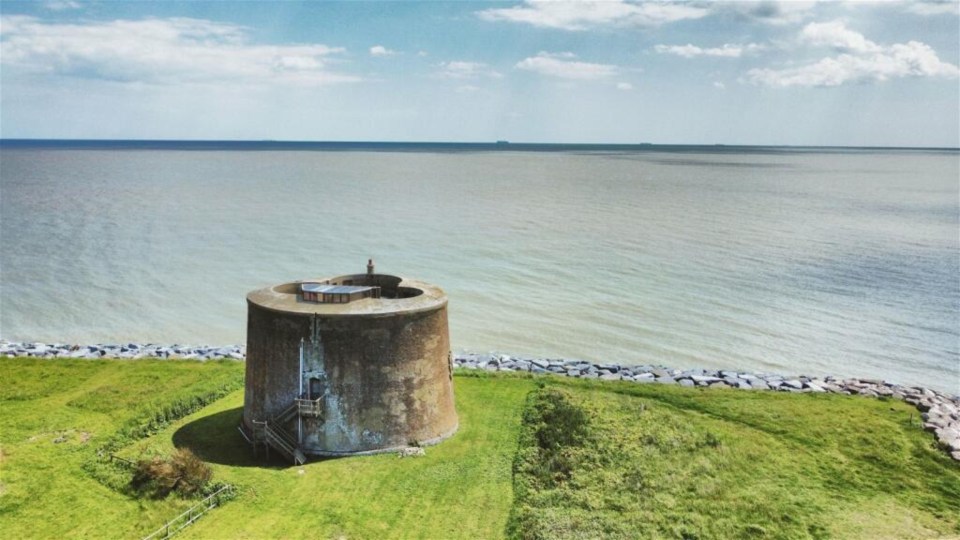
left=243, top=275, right=458, bottom=456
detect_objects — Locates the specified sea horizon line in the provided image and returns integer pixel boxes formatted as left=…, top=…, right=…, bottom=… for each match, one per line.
left=0, top=138, right=957, bottom=153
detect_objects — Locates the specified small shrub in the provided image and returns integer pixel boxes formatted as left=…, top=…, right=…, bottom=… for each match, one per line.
left=132, top=448, right=212, bottom=498
left=525, top=388, right=590, bottom=453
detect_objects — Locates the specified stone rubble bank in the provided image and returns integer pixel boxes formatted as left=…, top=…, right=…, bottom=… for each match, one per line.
left=2, top=341, right=958, bottom=462
left=0, top=340, right=245, bottom=361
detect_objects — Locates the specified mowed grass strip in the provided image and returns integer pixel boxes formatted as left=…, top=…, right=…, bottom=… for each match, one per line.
left=133, top=372, right=536, bottom=540
left=509, top=378, right=960, bottom=540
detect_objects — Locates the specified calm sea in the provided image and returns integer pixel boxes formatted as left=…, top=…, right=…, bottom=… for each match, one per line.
left=1, top=141, right=957, bottom=392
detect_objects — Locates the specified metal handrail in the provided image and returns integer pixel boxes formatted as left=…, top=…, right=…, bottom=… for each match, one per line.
left=295, top=395, right=324, bottom=417
left=141, top=485, right=233, bottom=540
left=236, top=423, right=254, bottom=444
left=263, top=423, right=297, bottom=453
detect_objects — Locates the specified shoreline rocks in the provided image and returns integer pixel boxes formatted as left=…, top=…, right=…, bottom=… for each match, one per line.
left=2, top=340, right=958, bottom=461
left=0, top=340, right=245, bottom=361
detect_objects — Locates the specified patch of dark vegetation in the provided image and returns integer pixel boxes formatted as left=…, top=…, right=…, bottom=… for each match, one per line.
left=131, top=448, right=212, bottom=498
left=507, top=387, right=597, bottom=539
left=517, top=387, right=591, bottom=487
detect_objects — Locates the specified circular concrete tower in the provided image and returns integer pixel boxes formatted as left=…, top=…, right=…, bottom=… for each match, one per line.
left=242, top=266, right=457, bottom=460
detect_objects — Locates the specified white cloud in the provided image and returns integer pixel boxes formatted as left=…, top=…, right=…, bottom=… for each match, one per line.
left=616, top=82, right=633, bottom=90
left=801, top=20, right=881, bottom=52
left=746, top=36, right=959, bottom=87
left=477, top=0, right=707, bottom=30
left=905, top=1, right=960, bottom=16
left=418, top=50, right=429, bottom=57
left=456, top=84, right=481, bottom=93
left=713, top=81, right=726, bottom=89
left=44, top=0, right=81, bottom=11
left=516, top=52, right=618, bottom=79
left=715, top=1, right=816, bottom=26
left=435, top=61, right=502, bottom=79
left=0, top=15, right=357, bottom=86
left=654, top=43, right=764, bottom=58
left=369, top=45, right=397, bottom=57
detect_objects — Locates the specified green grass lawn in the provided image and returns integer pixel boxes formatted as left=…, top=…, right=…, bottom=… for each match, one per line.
left=509, top=379, right=960, bottom=539
left=0, top=358, right=244, bottom=538
left=1, top=359, right=958, bottom=539
left=157, top=375, right=533, bottom=540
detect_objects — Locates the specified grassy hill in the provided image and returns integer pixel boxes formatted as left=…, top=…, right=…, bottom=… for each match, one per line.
left=0, top=358, right=957, bottom=539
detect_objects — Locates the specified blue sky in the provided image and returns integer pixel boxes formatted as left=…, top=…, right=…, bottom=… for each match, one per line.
left=1, top=1, right=958, bottom=146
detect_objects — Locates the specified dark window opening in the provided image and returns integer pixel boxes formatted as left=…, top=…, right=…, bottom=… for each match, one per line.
left=308, top=377, right=322, bottom=399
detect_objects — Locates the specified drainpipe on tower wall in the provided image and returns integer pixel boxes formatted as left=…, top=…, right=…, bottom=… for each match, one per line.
left=299, top=338, right=304, bottom=445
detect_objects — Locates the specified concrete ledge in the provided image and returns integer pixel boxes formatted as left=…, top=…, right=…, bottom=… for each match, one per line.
left=246, top=276, right=447, bottom=317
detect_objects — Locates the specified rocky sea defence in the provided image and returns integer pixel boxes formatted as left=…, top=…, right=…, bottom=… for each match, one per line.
left=2, top=340, right=958, bottom=462
left=0, top=341, right=246, bottom=361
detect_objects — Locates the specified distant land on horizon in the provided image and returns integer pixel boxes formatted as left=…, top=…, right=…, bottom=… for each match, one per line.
left=1, top=139, right=957, bottom=152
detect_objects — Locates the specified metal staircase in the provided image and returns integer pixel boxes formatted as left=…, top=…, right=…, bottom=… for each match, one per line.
left=273, top=402, right=299, bottom=424
left=249, top=417, right=306, bottom=465
left=244, top=331, right=327, bottom=466
left=245, top=395, right=324, bottom=465
left=261, top=421, right=306, bottom=465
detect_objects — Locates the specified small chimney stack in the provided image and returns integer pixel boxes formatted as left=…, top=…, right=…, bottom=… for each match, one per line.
left=367, top=258, right=375, bottom=276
